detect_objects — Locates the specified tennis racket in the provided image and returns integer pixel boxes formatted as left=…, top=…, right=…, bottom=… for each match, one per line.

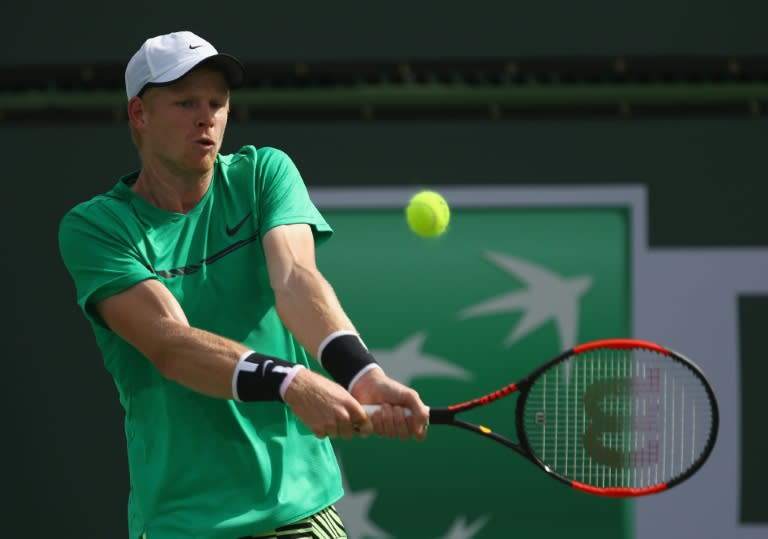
left=364, top=338, right=719, bottom=498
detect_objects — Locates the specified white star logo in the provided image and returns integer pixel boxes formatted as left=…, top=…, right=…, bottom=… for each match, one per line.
left=435, top=515, right=491, bottom=539
left=335, top=469, right=392, bottom=539
left=370, top=332, right=472, bottom=386
left=459, top=251, right=592, bottom=350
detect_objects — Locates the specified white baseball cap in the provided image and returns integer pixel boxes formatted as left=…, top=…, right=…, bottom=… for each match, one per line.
left=125, top=31, right=245, bottom=99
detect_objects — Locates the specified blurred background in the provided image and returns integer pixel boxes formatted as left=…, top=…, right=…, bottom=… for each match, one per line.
left=3, top=1, right=766, bottom=537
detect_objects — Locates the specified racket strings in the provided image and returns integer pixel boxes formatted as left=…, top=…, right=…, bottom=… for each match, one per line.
left=522, top=348, right=715, bottom=489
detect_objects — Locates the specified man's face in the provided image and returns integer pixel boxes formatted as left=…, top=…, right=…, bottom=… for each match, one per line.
left=136, top=67, right=230, bottom=177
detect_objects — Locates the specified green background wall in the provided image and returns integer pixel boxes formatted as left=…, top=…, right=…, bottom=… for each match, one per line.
left=3, top=116, right=765, bottom=536
left=3, top=0, right=767, bottom=65
left=2, top=0, right=767, bottom=535
left=317, top=206, right=630, bottom=538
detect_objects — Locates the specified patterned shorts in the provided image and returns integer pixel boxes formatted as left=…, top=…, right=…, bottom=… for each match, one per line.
left=239, top=505, right=347, bottom=539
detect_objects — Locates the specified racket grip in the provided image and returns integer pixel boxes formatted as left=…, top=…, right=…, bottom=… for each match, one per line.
left=362, top=404, right=414, bottom=417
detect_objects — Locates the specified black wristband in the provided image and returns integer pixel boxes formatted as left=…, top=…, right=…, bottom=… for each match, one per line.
left=233, top=352, right=304, bottom=402
left=318, top=332, right=380, bottom=390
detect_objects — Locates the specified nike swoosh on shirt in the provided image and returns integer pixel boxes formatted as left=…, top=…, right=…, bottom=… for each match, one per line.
left=147, top=233, right=260, bottom=278
left=226, top=211, right=253, bottom=236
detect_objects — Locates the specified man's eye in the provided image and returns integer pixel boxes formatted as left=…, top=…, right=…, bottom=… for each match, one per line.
left=177, top=100, right=194, bottom=108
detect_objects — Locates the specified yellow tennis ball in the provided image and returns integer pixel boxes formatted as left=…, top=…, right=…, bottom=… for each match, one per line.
left=406, top=190, right=450, bottom=238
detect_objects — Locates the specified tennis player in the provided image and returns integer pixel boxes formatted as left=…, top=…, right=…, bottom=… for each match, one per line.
left=58, top=31, right=429, bottom=539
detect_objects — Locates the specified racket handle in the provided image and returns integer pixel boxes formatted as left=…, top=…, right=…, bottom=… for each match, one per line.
left=362, top=404, right=414, bottom=417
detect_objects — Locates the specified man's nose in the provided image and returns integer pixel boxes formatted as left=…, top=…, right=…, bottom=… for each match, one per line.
left=197, top=105, right=216, bottom=126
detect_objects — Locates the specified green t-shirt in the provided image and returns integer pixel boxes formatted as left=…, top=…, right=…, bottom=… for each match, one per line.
left=58, top=146, right=343, bottom=539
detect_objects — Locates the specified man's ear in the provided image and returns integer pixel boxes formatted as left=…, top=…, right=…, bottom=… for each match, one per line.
left=128, top=96, right=148, bottom=131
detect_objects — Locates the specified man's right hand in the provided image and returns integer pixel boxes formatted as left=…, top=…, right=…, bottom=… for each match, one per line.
left=283, top=369, right=373, bottom=440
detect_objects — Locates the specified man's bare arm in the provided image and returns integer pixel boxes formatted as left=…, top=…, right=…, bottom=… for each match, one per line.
left=263, top=224, right=429, bottom=439
left=95, top=278, right=247, bottom=398
left=262, top=224, right=356, bottom=357
left=95, top=276, right=370, bottom=439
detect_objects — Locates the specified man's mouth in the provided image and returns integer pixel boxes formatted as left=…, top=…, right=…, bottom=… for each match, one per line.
left=196, top=137, right=215, bottom=149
